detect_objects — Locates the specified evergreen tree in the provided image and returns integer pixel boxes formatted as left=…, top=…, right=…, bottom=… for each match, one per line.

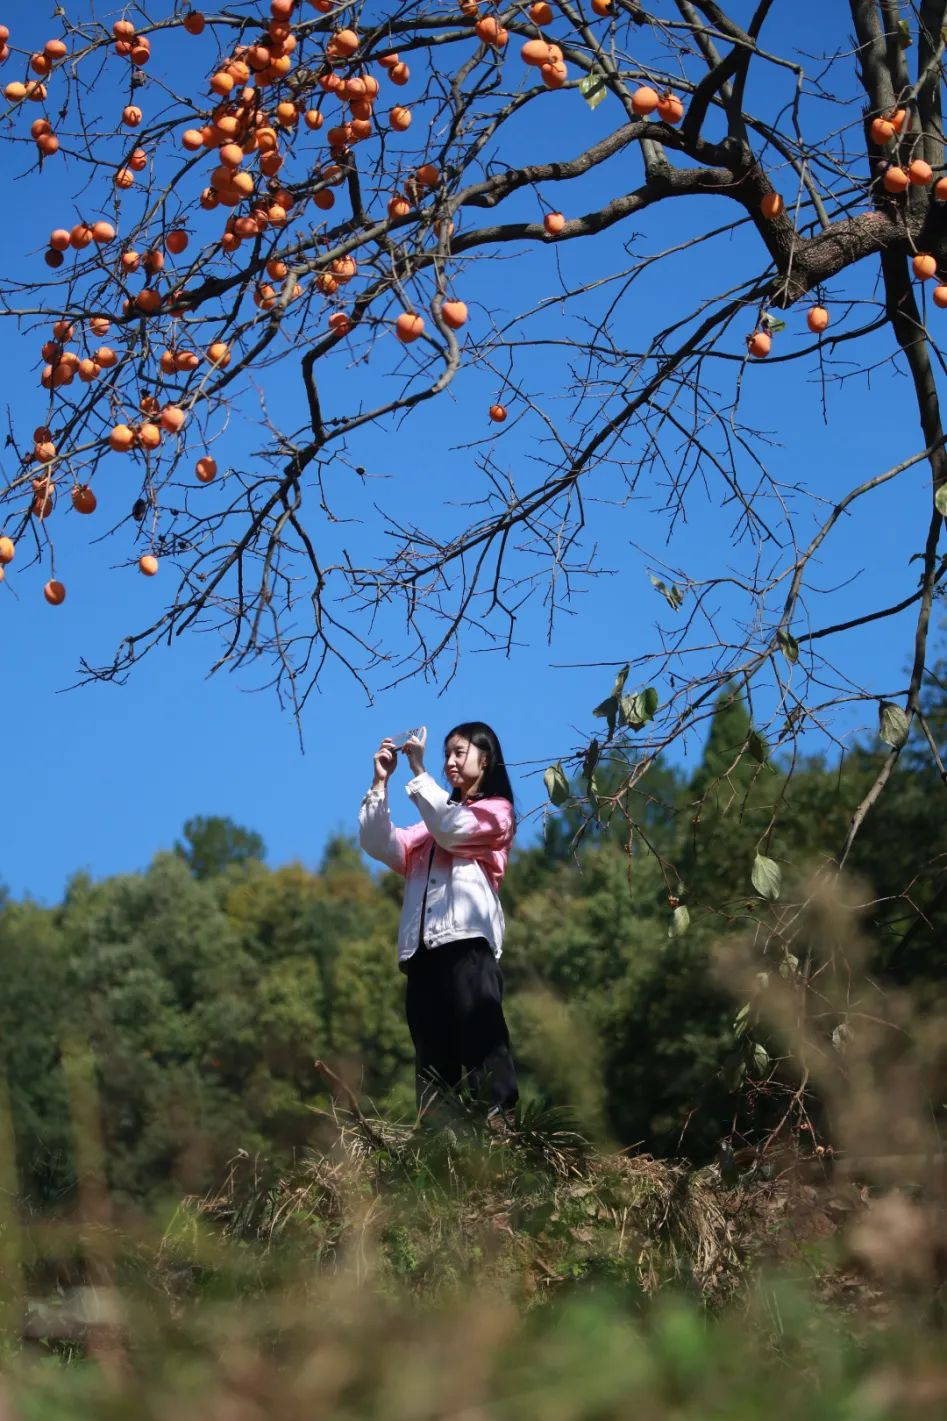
left=175, top=815, right=266, bottom=880
left=680, top=686, right=775, bottom=912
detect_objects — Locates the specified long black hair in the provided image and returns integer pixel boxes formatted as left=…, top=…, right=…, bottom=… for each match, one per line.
left=444, top=721, right=515, bottom=816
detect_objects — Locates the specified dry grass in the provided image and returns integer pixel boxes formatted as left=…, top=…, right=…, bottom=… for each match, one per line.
left=178, top=1092, right=873, bottom=1310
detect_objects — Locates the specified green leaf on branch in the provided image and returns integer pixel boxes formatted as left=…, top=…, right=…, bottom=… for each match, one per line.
left=879, top=701, right=910, bottom=749
left=935, top=484, right=947, bottom=517
left=593, top=665, right=631, bottom=737
left=777, top=629, right=799, bottom=665
left=897, top=18, right=912, bottom=48
left=543, top=763, right=570, bottom=806
left=751, top=1043, right=770, bottom=1075
left=650, top=574, right=684, bottom=611
left=751, top=853, right=782, bottom=900
left=621, top=687, right=659, bottom=730
left=733, top=1002, right=751, bottom=1040
left=587, top=770, right=605, bottom=815
left=668, top=904, right=690, bottom=938
left=747, top=728, right=767, bottom=763
left=579, top=72, right=606, bottom=109
left=610, top=664, right=629, bottom=698
left=593, top=696, right=618, bottom=739
left=593, top=668, right=627, bottom=738
left=582, top=739, right=600, bottom=782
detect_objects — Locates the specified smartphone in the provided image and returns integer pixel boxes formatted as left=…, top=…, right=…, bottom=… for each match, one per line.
left=391, top=727, right=424, bottom=749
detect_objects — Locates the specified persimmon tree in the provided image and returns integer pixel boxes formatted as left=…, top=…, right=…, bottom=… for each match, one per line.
left=1, top=0, right=946, bottom=968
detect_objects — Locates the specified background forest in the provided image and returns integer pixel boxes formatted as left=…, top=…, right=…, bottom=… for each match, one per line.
left=5, top=673, right=944, bottom=1212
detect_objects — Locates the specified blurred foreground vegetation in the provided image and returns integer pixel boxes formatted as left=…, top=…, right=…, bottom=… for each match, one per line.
left=1, top=1081, right=945, bottom=1420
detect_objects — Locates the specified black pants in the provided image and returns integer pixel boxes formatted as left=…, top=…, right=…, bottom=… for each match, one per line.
left=403, top=937, right=519, bottom=1115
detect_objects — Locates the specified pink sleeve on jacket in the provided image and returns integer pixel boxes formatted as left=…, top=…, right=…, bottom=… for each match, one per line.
left=443, top=798, right=515, bottom=856
left=395, top=820, right=432, bottom=875
left=447, top=799, right=514, bottom=895
left=405, top=772, right=515, bottom=854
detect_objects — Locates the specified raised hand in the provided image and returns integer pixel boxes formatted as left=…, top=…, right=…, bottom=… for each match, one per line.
left=402, top=727, right=427, bottom=776
left=372, top=738, right=398, bottom=787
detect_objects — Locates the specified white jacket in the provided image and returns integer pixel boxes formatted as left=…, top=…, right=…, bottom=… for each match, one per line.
left=358, top=771, right=515, bottom=965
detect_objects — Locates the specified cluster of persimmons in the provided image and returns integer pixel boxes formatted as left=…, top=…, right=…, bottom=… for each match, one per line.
left=747, top=104, right=947, bottom=357
left=6, top=2, right=609, bottom=602
left=0, top=2, right=938, bottom=606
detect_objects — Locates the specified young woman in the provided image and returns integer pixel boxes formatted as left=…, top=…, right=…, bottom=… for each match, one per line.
left=358, top=722, right=519, bottom=1124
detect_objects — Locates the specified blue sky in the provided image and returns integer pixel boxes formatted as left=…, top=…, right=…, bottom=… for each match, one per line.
left=0, top=2, right=940, bottom=902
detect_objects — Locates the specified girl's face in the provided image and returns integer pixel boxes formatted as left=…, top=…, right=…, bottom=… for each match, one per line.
left=444, top=734, right=488, bottom=799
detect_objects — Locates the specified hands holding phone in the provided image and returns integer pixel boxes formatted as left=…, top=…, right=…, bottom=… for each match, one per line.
left=372, top=727, right=426, bottom=788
